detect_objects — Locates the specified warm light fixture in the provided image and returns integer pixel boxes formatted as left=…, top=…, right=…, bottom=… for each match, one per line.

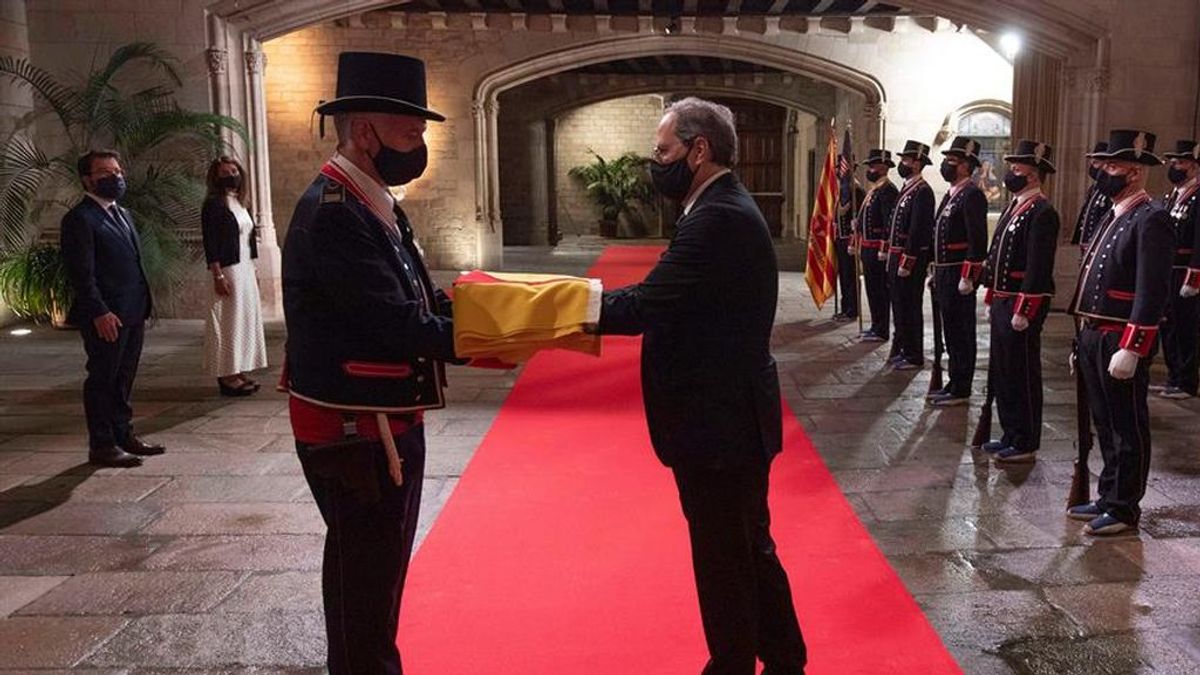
left=9, top=328, right=32, bottom=336
left=1000, top=32, right=1022, bottom=60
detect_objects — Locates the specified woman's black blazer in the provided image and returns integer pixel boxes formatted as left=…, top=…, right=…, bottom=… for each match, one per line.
left=201, top=195, right=258, bottom=266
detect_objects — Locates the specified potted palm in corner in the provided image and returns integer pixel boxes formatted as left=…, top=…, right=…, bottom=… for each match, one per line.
left=568, top=150, right=655, bottom=238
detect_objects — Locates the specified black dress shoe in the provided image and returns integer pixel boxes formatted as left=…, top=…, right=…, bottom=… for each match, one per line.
left=89, top=445, right=144, bottom=468
left=121, top=436, right=165, bottom=456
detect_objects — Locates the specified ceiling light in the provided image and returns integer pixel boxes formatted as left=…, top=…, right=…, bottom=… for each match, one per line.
left=1000, top=32, right=1022, bottom=60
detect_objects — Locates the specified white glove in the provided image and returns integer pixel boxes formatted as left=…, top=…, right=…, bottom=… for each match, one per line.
left=877, top=250, right=888, bottom=262
left=1069, top=351, right=1077, bottom=376
left=897, top=267, right=911, bottom=278
left=958, top=278, right=974, bottom=295
left=1108, top=349, right=1139, bottom=380
left=1011, top=314, right=1030, bottom=332
left=1181, top=284, right=1199, bottom=298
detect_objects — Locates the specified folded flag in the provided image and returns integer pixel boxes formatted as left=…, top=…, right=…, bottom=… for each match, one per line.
left=453, top=270, right=602, bottom=363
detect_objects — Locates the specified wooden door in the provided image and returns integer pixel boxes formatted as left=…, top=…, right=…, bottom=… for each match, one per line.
left=718, top=99, right=786, bottom=237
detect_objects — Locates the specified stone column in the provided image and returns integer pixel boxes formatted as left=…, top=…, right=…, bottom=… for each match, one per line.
left=205, top=12, right=239, bottom=154
left=243, top=38, right=283, bottom=319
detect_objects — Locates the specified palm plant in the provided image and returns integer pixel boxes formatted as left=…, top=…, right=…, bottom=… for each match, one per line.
left=0, top=42, right=246, bottom=321
left=568, top=150, right=655, bottom=237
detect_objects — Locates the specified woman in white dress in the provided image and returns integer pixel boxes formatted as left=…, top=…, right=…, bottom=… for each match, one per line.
left=201, top=157, right=268, bottom=396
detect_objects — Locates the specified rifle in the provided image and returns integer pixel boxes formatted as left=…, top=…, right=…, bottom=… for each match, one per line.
left=928, top=280, right=945, bottom=396
left=1067, top=325, right=1093, bottom=507
left=971, top=357, right=993, bottom=449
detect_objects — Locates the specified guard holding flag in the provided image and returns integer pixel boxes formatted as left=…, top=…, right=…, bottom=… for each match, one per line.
left=886, top=140, right=936, bottom=369
left=855, top=149, right=899, bottom=342
left=1067, top=129, right=1174, bottom=536
left=834, top=139, right=866, bottom=323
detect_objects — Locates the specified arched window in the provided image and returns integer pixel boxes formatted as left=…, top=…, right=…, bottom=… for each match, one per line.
left=955, top=106, right=1012, bottom=212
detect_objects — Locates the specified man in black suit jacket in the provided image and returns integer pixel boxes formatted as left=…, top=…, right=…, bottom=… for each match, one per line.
left=60, top=150, right=164, bottom=467
left=597, top=97, right=806, bottom=675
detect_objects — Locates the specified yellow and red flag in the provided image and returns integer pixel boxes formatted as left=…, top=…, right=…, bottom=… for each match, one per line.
left=805, top=121, right=840, bottom=308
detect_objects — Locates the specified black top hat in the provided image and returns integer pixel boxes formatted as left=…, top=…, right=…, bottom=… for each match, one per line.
left=859, top=149, right=895, bottom=168
left=1004, top=139, right=1056, bottom=174
left=941, top=136, right=981, bottom=167
left=1086, top=129, right=1161, bottom=166
left=1089, top=141, right=1109, bottom=155
left=898, top=140, right=932, bottom=166
left=315, top=52, right=445, bottom=122
left=1163, top=139, right=1200, bottom=161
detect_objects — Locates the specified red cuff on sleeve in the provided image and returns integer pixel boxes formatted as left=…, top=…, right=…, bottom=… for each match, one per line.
left=960, top=260, right=983, bottom=283
left=899, top=254, right=915, bottom=273
left=1014, top=293, right=1043, bottom=318
left=1186, top=268, right=1200, bottom=290
left=1119, top=324, right=1159, bottom=358
left=983, top=288, right=994, bottom=305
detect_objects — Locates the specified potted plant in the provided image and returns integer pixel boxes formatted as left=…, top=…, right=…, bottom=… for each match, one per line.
left=0, top=42, right=246, bottom=318
left=568, top=150, right=655, bottom=238
left=0, top=243, right=72, bottom=326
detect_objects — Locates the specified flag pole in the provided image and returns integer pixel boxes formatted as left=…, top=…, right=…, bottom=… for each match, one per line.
left=848, top=121, right=863, bottom=335
left=830, top=118, right=839, bottom=319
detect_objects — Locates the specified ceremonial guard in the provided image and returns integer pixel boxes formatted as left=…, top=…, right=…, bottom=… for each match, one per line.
left=834, top=170, right=866, bottom=322
left=886, top=140, right=936, bottom=369
left=928, top=136, right=988, bottom=406
left=979, top=140, right=1060, bottom=462
left=1069, top=141, right=1113, bottom=255
left=854, top=149, right=899, bottom=342
left=281, top=52, right=458, bottom=673
left=1154, top=139, right=1200, bottom=399
left=1067, top=129, right=1174, bottom=536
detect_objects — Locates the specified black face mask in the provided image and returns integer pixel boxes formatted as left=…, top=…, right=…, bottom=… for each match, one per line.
left=897, top=163, right=914, bottom=180
left=1096, top=171, right=1129, bottom=198
left=650, top=151, right=695, bottom=202
left=93, top=174, right=126, bottom=202
left=370, top=125, right=428, bottom=186
left=1088, top=165, right=1103, bottom=182
left=1168, top=166, right=1189, bottom=185
left=217, top=175, right=242, bottom=191
left=939, top=161, right=959, bottom=183
left=1003, top=171, right=1029, bottom=194
left=866, top=168, right=886, bottom=183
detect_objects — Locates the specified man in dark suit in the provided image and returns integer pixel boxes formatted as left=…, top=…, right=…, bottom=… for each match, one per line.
left=597, top=97, right=806, bottom=675
left=60, top=150, right=164, bottom=468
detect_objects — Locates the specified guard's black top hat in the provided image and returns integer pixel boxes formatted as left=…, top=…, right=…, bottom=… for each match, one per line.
left=941, top=136, right=981, bottom=167
left=898, top=140, right=932, bottom=166
left=1089, top=141, right=1109, bottom=155
left=860, top=149, right=895, bottom=168
left=1087, top=129, right=1161, bottom=166
left=1004, top=139, right=1056, bottom=174
left=1163, top=139, right=1200, bottom=161
left=315, top=52, right=445, bottom=122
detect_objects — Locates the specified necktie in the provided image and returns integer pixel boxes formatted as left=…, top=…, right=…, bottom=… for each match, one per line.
left=109, top=206, right=135, bottom=245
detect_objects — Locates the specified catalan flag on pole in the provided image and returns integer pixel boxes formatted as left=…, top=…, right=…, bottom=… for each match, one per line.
left=806, top=120, right=840, bottom=309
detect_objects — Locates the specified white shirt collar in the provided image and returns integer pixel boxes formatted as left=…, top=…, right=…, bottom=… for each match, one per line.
left=86, top=192, right=116, bottom=210
left=1113, top=189, right=1150, bottom=219
left=683, top=168, right=731, bottom=216
left=331, top=152, right=396, bottom=223
left=1015, top=186, right=1043, bottom=204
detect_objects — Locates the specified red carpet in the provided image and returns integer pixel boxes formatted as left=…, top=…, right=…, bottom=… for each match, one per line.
left=400, top=246, right=961, bottom=674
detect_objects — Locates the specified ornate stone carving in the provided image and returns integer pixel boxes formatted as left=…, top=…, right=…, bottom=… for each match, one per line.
left=1066, top=66, right=1109, bottom=94
left=245, top=50, right=266, bottom=75
left=206, top=48, right=227, bottom=75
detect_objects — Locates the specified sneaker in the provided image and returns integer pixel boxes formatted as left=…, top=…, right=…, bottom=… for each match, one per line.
left=929, top=393, right=969, bottom=407
left=982, top=439, right=1007, bottom=453
left=1159, top=386, right=1194, bottom=400
left=885, top=354, right=905, bottom=366
left=861, top=333, right=887, bottom=343
left=995, top=446, right=1036, bottom=463
left=893, top=360, right=923, bottom=371
left=1066, top=502, right=1103, bottom=521
left=1084, top=513, right=1135, bottom=536
left=925, top=386, right=950, bottom=400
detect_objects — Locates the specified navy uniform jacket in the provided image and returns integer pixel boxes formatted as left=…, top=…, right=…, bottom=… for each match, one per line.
left=932, top=182, right=989, bottom=281
left=1164, top=183, right=1200, bottom=285
left=836, top=184, right=866, bottom=240
left=1070, top=183, right=1112, bottom=250
left=1068, top=194, right=1174, bottom=356
left=856, top=180, right=899, bottom=253
left=981, top=196, right=1060, bottom=317
left=598, top=173, right=781, bottom=469
left=60, top=197, right=152, bottom=326
left=886, top=178, right=936, bottom=275
left=281, top=170, right=455, bottom=413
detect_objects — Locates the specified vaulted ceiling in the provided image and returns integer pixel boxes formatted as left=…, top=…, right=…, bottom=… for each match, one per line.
left=393, top=0, right=906, bottom=16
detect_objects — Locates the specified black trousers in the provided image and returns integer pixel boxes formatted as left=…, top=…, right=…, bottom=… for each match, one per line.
left=833, top=238, right=858, bottom=317
left=933, top=266, right=977, bottom=397
left=860, top=247, right=890, bottom=339
left=298, top=428, right=426, bottom=675
left=887, top=254, right=928, bottom=364
left=1078, top=328, right=1152, bottom=525
left=672, top=460, right=806, bottom=675
left=80, top=320, right=144, bottom=451
left=987, top=297, right=1047, bottom=452
left=1161, top=269, right=1200, bottom=394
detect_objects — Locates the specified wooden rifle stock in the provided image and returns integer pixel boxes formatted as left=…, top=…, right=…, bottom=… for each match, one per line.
left=971, top=361, right=993, bottom=449
left=928, top=284, right=945, bottom=396
left=1068, top=331, right=1093, bottom=508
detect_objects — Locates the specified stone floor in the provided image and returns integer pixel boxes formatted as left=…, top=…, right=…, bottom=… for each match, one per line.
left=0, top=243, right=1198, bottom=674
